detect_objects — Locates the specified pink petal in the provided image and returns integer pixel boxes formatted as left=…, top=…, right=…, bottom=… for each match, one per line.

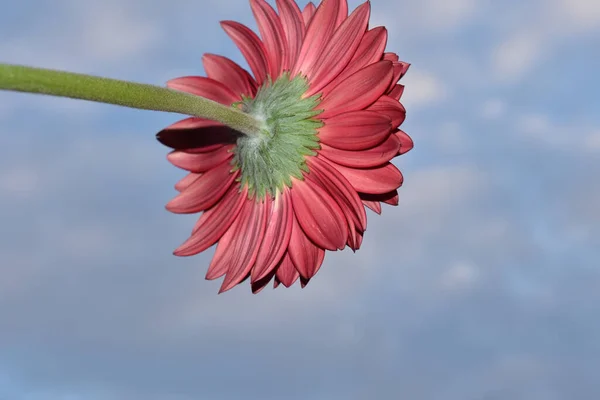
left=367, top=96, right=406, bottom=129
left=251, top=270, right=276, bottom=293
left=175, top=173, right=201, bottom=192
left=167, top=145, right=234, bottom=173
left=383, top=52, right=399, bottom=62
left=395, top=129, right=414, bottom=154
left=354, top=230, right=364, bottom=249
left=293, top=0, right=342, bottom=78
left=362, top=200, right=381, bottom=214
left=290, top=177, right=348, bottom=251
left=206, top=198, right=268, bottom=293
left=306, top=162, right=363, bottom=251
left=174, top=184, right=247, bottom=256
left=275, top=253, right=300, bottom=287
left=389, top=84, right=405, bottom=100
left=346, top=220, right=365, bottom=251
left=250, top=0, right=286, bottom=77
left=251, top=190, right=293, bottom=282
left=166, top=161, right=238, bottom=214
left=287, top=215, right=326, bottom=279
left=384, top=191, right=399, bottom=206
left=360, top=190, right=399, bottom=206
left=307, top=156, right=367, bottom=230
left=167, top=76, right=239, bottom=104
left=276, top=0, right=305, bottom=70
left=318, top=110, right=391, bottom=151
left=156, top=117, right=236, bottom=151
left=221, top=21, right=270, bottom=85
left=319, top=134, right=400, bottom=168
left=330, top=162, right=403, bottom=194
left=302, top=2, right=316, bottom=25
left=388, top=61, right=411, bottom=92
left=335, top=0, right=348, bottom=28
left=305, top=2, right=370, bottom=96
left=320, top=26, right=387, bottom=97
left=202, top=54, right=257, bottom=97
left=318, top=60, right=394, bottom=119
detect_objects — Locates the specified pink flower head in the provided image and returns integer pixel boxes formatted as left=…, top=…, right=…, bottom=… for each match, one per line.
left=157, top=0, right=413, bottom=293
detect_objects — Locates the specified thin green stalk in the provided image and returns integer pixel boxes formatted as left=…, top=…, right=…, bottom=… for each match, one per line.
left=0, top=64, right=262, bottom=136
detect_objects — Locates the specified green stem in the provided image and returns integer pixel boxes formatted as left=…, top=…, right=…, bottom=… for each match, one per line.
left=0, top=63, right=262, bottom=136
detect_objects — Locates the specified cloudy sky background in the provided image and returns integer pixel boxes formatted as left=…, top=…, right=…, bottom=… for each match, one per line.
left=1, top=0, right=599, bottom=398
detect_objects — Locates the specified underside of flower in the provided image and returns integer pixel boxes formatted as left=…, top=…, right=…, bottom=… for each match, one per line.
left=234, top=74, right=322, bottom=199
left=157, top=0, right=414, bottom=293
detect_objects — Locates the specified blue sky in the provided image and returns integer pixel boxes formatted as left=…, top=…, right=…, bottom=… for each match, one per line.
left=0, top=0, right=599, bottom=399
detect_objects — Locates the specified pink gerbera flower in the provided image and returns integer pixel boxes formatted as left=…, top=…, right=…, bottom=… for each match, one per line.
left=156, top=0, right=413, bottom=293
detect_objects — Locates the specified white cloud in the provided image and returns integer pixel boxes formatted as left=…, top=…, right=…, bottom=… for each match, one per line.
left=401, top=70, right=447, bottom=109
left=517, top=114, right=551, bottom=134
left=79, top=7, right=162, bottom=64
left=1, top=0, right=163, bottom=72
left=415, top=0, right=478, bottom=31
left=491, top=31, right=545, bottom=83
left=554, top=0, right=600, bottom=31
left=515, top=113, right=600, bottom=153
left=481, top=99, right=506, bottom=120
left=439, top=261, right=480, bottom=291
left=434, top=121, right=466, bottom=154
left=371, top=0, right=479, bottom=35
left=0, top=167, right=39, bottom=200
left=584, top=130, right=600, bottom=151
left=489, top=0, right=599, bottom=84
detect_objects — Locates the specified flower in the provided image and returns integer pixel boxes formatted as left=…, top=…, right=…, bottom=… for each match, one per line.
left=156, top=0, right=413, bottom=293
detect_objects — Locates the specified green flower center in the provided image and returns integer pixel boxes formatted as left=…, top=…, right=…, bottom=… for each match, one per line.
left=233, top=74, right=322, bottom=200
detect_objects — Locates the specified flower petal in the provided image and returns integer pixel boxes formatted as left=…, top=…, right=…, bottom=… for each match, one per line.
left=383, top=191, right=399, bottom=206
left=156, top=118, right=236, bottom=151
left=293, top=0, right=342, bottom=78
left=202, top=54, right=257, bottom=97
left=251, top=269, right=276, bottom=293
left=287, top=215, right=326, bottom=280
left=167, top=145, right=234, bottom=173
left=302, top=2, right=316, bottom=25
left=206, top=198, right=268, bottom=293
left=320, top=26, right=387, bottom=97
left=307, top=156, right=367, bottom=231
left=166, top=161, right=238, bottom=214
left=167, top=76, right=239, bottom=104
left=388, top=61, right=410, bottom=92
left=306, top=161, right=364, bottom=253
left=335, top=0, right=348, bottom=28
left=290, top=177, right=348, bottom=251
left=251, top=190, right=293, bottom=282
left=395, top=129, right=414, bottom=154
left=367, top=95, right=406, bottom=129
left=174, top=173, right=201, bottom=192
left=275, top=253, right=300, bottom=287
left=276, top=0, right=305, bottom=70
left=318, top=110, right=391, bottom=151
left=306, top=1, right=370, bottom=96
left=174, top=184, right=247, bottom=256
left=250, top=0, right=286, bottom=77
left=318, top=60, right=394, bottom=119
left=221, top=21, right=270, bottom=85
left=362, top=200, right=381, bottom=214
left=360, top=190, right=399, bottom=206
left=389, top=84, right=405, bottom=100
left=319, top=134, right=400, bottom=168
left=330, top=162, right=403, bottom=194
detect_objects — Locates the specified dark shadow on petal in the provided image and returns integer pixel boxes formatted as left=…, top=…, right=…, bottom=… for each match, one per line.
left=359, top=190, right=398, bottom=205
left=156, top=126, right=240, bottom=150
left=251, top=269, right=277, bottom=294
